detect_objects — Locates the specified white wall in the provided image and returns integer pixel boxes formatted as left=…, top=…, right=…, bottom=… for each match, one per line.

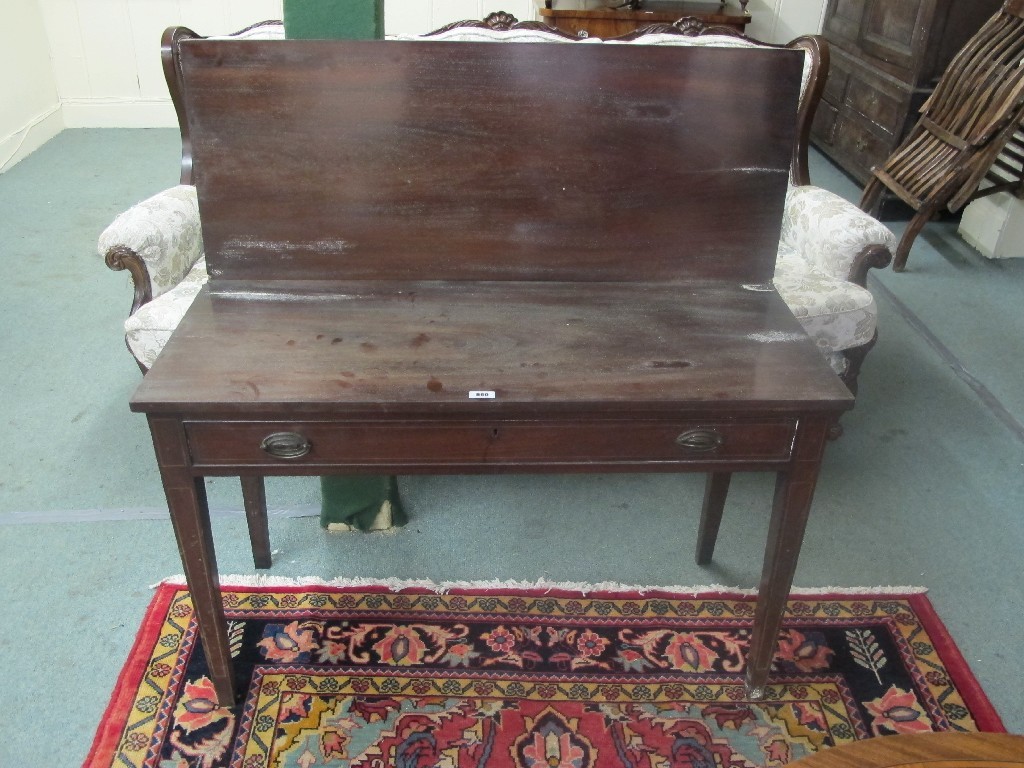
left=1, top=1, right=63, bottom=172
left=39, top=0, right=284, bottom=128
left=761, top=0, right=829, bottom=45
left=28, top=0, right=827, bottom=131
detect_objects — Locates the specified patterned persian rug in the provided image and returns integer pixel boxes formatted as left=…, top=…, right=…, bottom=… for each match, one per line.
left=86, top=580, right=1004, bottom=768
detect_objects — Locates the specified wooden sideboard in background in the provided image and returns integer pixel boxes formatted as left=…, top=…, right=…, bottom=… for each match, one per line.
left=538, top=1, right=751, bottom=38
left=812, top=0, right=1003, bottom=205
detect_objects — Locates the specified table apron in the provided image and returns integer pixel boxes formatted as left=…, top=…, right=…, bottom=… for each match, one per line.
left=183, top=417, right=799, bottom=472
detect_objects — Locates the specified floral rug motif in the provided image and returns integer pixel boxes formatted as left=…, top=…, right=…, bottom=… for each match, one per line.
left=85, top=582, right=1004, bottom=767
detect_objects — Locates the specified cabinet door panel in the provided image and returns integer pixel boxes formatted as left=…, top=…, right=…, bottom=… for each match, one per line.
left=823, top=0, right=866, bottom=46
left=822, top=52, right=851, bottom=106
left=859, top=0, right=927, bottom=74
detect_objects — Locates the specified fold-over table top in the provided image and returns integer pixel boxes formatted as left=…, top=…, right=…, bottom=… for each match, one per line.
left=132, top=40, right=850, bottom=417
left=177, top=39, right=803, bottom=286
left=131, top=280, right=853, bottom=415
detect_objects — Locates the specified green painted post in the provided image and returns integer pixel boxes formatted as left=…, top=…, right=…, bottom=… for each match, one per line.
left=282, top=0, right=404, bottom=532
left=283, top=0, right=384, bottom=40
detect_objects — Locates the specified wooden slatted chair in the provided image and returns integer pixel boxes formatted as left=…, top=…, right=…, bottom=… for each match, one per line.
left=980, top=119, right=1024, bottom=198
left=860, top=0, right=1024, bottom=272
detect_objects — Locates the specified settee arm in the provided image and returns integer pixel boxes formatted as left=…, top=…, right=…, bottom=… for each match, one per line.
left=98, top=185, right=203, bottom=314
left=781, top=185, right=895, bottom=286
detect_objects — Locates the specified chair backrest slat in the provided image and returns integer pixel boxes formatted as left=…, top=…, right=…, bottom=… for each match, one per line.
left=926, top=10, right=1024, bottom=137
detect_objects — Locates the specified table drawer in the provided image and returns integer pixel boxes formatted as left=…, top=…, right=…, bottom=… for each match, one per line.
left=184, top=419, right=797, bottom=468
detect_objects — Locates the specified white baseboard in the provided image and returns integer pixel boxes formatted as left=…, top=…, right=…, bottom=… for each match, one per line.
left=0, top=105, right=65, bottom=173
left=60, top=99, right=178, bottom=129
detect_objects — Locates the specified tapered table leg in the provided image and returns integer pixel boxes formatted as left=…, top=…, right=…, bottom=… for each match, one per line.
left=149, top=417, right=236, bottom=705
left=696, top=472, right=731, bottom=565
left=241, top=476, right=272, bottom=569
left=746, top=418, right=832, bottom=698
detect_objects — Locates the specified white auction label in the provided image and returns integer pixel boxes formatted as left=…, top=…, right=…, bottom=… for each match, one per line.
left=468, top=390, right=496, bottom=399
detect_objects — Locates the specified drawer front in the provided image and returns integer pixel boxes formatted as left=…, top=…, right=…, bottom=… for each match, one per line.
left=184, top=419, right=797, bottom=469
left=845, top=75, right=904, bottom=136
left=832, top=111, right=897, bottom=180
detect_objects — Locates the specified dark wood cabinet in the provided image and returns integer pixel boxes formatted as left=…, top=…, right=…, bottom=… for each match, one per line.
left=812, top=0, right=1002, bottom=190
left=538, top=1, right=750, bottom=39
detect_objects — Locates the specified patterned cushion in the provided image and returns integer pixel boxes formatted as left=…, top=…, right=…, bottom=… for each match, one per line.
left=125, top=258, right=209, bottom=369
left=782, top=185, right=897, bottom=281
left=774, top=244, right=877, bottom=355
left=390, top=27, right=602, bottom=44
left=212, top=23, right=285, bottom=40
left=98, top=185, right=204, bottom=299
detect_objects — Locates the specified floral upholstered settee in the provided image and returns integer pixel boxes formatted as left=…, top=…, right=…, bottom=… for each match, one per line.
left=100, top=16, right=896, bottom=397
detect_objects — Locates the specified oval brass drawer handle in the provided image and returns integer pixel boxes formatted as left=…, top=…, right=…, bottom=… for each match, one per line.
left=675, top=428, right=723, bottom=453
left=260, top=432, right=312, bottom=459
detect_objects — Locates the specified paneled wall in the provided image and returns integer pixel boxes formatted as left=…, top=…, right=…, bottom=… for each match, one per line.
left=33, top=0, right=826, bottom=129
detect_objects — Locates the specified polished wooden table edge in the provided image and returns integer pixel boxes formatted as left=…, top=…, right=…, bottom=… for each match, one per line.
left=129, top=280, right=855, bottom=415
left=130, top=400, right=854, bottom=416
left=787, top=733, right=1024, bottom=768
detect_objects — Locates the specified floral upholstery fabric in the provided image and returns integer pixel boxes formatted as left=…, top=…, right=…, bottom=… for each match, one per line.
left=98, top=185, right=203, bottom=300
left=211, top=23, right=285, bottom=40
left=773, top=245, right=877, bottom=354
left=781, top=185, right=897, bottom=281
left=392, top=27, right=600, bottom=44
left=124, top=258, right=208, bottom=369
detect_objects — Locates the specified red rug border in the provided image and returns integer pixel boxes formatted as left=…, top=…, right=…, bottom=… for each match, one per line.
left=84, top=583, right=1005, bottom=766
left=903, top=592, right=1005, bottom=732
left=84, top=583, right=178, bottom=766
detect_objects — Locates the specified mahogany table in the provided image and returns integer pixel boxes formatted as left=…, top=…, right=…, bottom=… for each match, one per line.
left=132, top=279, right=852, bottom=704
left=130, top=37, right=852, bottom=705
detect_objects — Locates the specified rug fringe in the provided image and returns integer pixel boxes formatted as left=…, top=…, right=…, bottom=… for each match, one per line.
left=154, top=574, right=927, bottom=597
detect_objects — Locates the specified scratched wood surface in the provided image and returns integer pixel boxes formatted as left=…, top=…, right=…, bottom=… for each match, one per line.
left=178, top=39, right=804, bottom=285
left=131, top=280, right=853, bottom=415
left=787, top=733, right=1024, bottom=768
